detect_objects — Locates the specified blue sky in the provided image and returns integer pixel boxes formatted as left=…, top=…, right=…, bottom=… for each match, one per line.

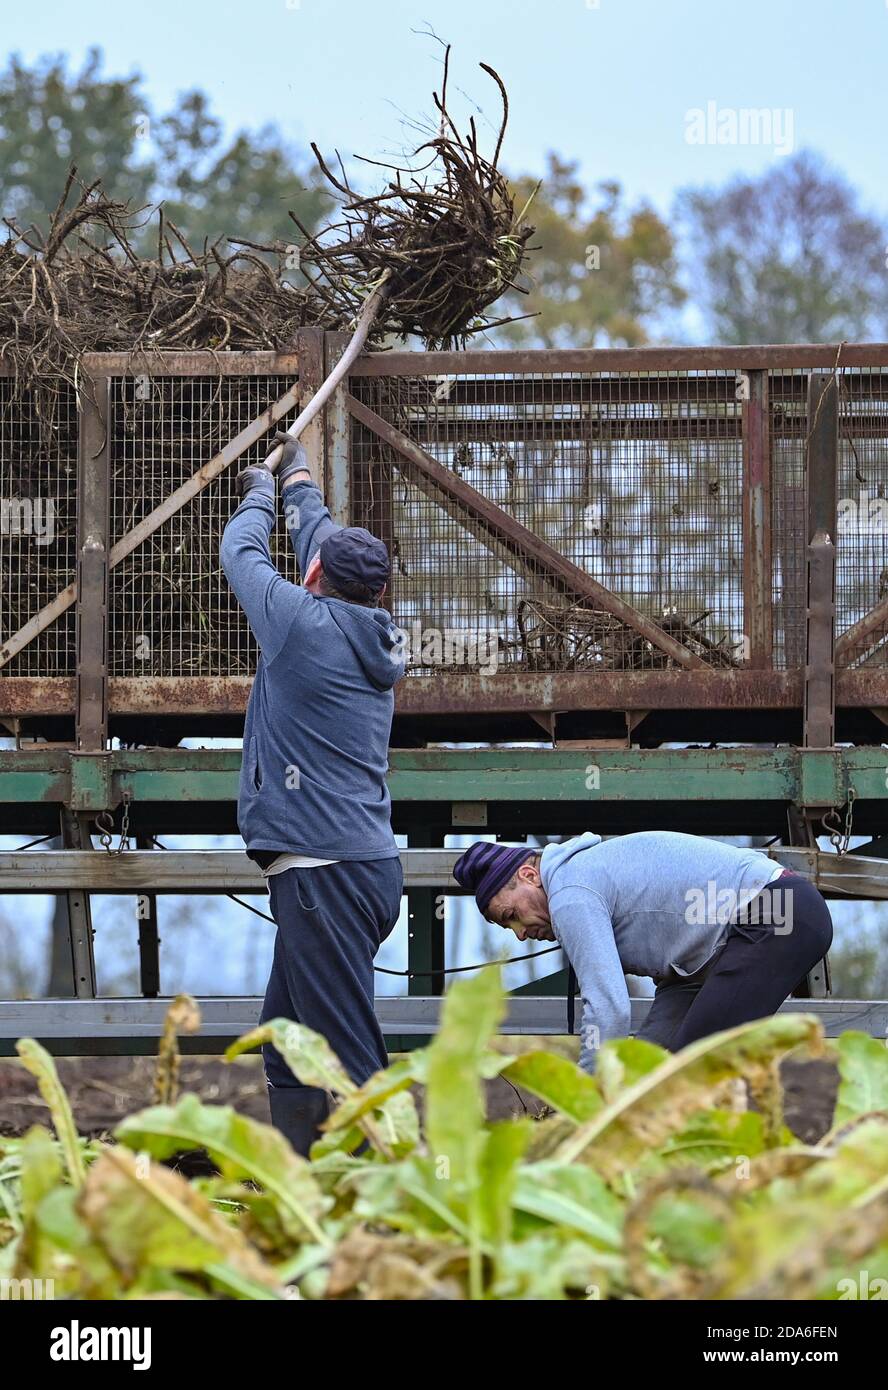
left=5, top=0, right=887, bottom=221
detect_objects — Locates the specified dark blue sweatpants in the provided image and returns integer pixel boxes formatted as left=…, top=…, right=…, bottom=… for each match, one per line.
left=260, top=858, right=403, bottom=1093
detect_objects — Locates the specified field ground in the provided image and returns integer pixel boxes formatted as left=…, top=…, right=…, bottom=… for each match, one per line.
left=0, top=1049, right=840, bottom=1144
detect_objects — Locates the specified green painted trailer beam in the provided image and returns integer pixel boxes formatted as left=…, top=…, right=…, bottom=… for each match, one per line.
left=0, top=746, right=885, bottom=808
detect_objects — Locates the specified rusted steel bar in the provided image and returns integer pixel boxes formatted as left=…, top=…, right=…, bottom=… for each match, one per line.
left=79, top=351, right=300, bottom=377
left=403, top=373, right=888, bottom=407
left=75, top=373, right=111, bottom=750
left=355, top=344, right=888, bottom=376
left=324, top=331, right=352, bottom=526
left=835, top=597, right=888, bottom=664
left=1, top=657, right=882, bottom=719
left=742, top=370, right=773, bottom=668
left=294, top=328, right=325, bottom=483
left=2, top=347, right=885, bottom=381
left=0, top=381, right=301, bottom=670
left=396, top=414, right=888, bottom=446
left=804, top=372, right=839, bottom=749
left=59, top=806, right=97, bottom=998
left=405, top=417, right=748, bottom=444
left=135, top=833, right=161, bottom=998
left=0, top=677, right=76, bottom=715
left=346, top=393, right=706, bottom=670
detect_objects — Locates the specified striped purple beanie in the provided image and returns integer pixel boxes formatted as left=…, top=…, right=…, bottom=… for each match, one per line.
left=452, top=842, right=535, bottom=916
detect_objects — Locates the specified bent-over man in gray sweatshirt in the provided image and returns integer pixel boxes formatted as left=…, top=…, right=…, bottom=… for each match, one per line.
left=453, top=832, right=832, bottom=1072
left=221, top=435, right=405, bottom=1153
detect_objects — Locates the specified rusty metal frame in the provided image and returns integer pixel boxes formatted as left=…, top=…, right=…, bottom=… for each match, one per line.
left=0, top=358, right=302, bottom=674
left=352, top=344, right=888, bottom=374
left=75, top=375, right=111, bottom=750
left=804, top=372, right=839, bottom=750
left=3, top=344, right=888, bottom=723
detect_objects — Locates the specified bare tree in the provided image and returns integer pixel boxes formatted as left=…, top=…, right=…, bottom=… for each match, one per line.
left=677, top=150, right=888, bottom=344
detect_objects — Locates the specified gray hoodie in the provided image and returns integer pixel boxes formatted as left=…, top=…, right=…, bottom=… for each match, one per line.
left=540, top=831, right=784, bottom=1072
left=220, top=480, right=405, bottom=861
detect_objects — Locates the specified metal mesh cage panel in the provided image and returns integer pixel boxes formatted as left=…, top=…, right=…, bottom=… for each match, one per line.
left=109, top=375, right=297, bottom=677
left=769, top=368, right=888, bottom=670
left=836, top=369, right=888, bottom=667
left=4, top=356, right=885, bottom=701
left=351, top=370, right=746, bottom=675
left=0, top=379, right=78, bottom=676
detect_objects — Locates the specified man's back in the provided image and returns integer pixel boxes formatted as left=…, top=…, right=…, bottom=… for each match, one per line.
left=220, top=478, right=405, bottom=860
left=541, top=830, right=784, bottom=981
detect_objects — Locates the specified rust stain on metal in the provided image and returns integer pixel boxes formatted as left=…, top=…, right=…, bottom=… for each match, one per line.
left=80, top=351, right=301, bottom=377
left=355, top=344, right=888, bottom=377
left=394, top=670, right=801, bottom=714
left=109, top=677, right=252, bottom=713
left=0, top=677, right=76, bottom=715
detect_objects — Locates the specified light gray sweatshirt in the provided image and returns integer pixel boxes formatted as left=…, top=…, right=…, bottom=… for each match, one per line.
left=539, top=831, right=784, bottom=1072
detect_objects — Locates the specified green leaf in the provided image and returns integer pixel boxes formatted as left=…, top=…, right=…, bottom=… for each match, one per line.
left=512, top=1162, right=623, bottom=1248
left=226, top=1018, right=356, bottom=1095
left=425, top=966, right=505, bottom=1192
left=17, top=1185, right=119, bottom=1298
left=555, top=1012, right=825, bottom=1181
left=373, top=1089, right=420, bottom=1155
left=648, top=1192, right=727, bottom=1268
left=501, top=1052, right=602, bottom=1123
left=597, top=1036, right=672, bottom=1102
left=832, top=1032, right=888, bottom=1129
left=349, top=1154, right=478, bottom=1243
left=424, top=966, right=506, bottom=1298
left=641, top=1109, right=768, bottom=1181
left=19, top=1125, right=63, bottom=1221
left=808, top=1119, right=888, bottom=1207
left=15, top=1040, right=86, bottom=1189
left=78, top=1145, right=282, bottom=1294
left=492, top=1231, right=618, bottom=1300
left=324, top=1055, right=417, bottom=1131
left=115, top=1093, right=332, bottom=1245
left=478, top=1120, right=531, bottom=1250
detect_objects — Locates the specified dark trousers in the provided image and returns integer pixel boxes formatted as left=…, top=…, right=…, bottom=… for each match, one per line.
left=260, top=858, right=403, bottom=1096
left=635, top=874, right=833, bottom=1053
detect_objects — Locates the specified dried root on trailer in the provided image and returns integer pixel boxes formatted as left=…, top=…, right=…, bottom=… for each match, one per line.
left=515, top=599, right=745, bottom=671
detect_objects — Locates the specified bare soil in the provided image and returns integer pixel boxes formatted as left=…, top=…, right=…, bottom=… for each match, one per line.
left=0, top=1053, right=839, bottom=1142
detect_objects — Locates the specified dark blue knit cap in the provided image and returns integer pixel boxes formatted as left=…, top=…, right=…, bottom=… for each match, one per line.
left=452, top=842, right=535, bottom=916
left=319, top=527, right=390, bottom=597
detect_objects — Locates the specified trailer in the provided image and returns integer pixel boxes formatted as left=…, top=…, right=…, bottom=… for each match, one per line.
left=2, top=338, right=888, bottom=1050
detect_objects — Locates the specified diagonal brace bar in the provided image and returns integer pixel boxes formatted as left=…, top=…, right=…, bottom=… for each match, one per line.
left=346, top=393, right=705, bottom=669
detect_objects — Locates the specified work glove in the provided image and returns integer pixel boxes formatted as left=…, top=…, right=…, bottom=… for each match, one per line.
left=273, top=431, right=312, bottom=490
left=234, top=463, right=275, bottom=499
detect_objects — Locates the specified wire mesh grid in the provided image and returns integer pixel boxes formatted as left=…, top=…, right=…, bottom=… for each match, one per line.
left=0, top=378, right=78, bottom=676
left=109, top=375, right=297, bottom=677
left=351, top=370, right=747, bottom=675
left=835, top=369, right=888, bottom=667
left=7, top=356, right=884, bottom=697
